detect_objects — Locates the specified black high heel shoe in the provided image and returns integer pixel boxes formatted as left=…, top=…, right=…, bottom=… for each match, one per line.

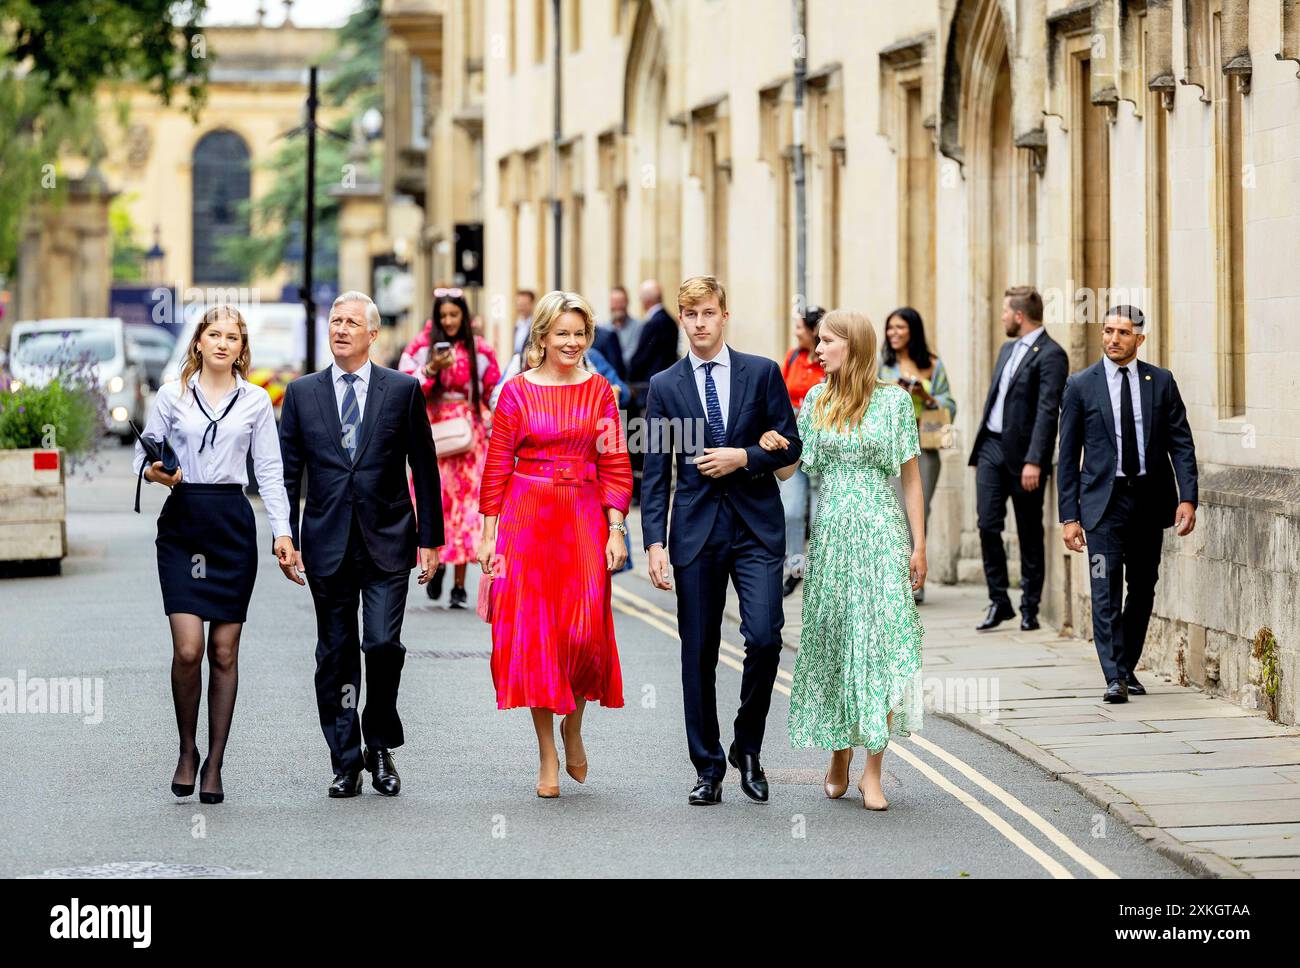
left=199, top=757, right=224, bottom=805
left=171, top=748, right=200, bottom=797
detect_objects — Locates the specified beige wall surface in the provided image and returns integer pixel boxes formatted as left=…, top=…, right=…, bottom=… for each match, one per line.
left=437, top=0, right=1300, bottom=721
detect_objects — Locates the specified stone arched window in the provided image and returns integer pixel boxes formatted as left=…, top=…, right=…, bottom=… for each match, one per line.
left=191, top=130, right=251, bottom=284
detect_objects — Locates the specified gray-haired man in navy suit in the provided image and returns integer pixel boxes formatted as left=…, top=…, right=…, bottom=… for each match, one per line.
left=1057, top=305, right=1198, bottom=703
left=278, top=291, right=443, bottom=797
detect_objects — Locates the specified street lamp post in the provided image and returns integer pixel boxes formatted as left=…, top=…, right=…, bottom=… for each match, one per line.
left=793, top=0, right=808, bottom=317
left=145, top=225, right=165, bottom=286
left=303, top=65, right=318, bottom=374
left=551, top=0, right=563, bottom=291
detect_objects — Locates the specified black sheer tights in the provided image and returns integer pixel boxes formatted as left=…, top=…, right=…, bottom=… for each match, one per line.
left=168, top=615, right=242, bottom=797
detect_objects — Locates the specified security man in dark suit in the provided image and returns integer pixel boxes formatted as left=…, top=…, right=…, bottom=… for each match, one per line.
left=1057, top=305, right=1198, bottom=703
left=968, top=286, right=1069, bottom=632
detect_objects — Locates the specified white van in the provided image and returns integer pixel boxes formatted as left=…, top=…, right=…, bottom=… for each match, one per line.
left=8, top=318, right=147, bottom=441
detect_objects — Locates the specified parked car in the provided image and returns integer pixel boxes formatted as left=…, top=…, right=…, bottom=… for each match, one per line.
left=124, top=324, right=177, bottom=390
left=8, top=317, right=146, bottom=442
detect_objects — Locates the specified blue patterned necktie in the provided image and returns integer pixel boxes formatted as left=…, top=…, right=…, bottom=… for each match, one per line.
left=340, top=372, right=360, bottom=461
left=703, top=361, right=726, bottom=446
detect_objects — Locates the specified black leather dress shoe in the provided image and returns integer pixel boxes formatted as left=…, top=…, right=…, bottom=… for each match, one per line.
left=782, top=575, right=802, bottom=598
left=364, top=747, right=401, bottom=796
left=449, top=585, right=468, bottom=609
left=1020, top=612, right=1040, bottom=631
left=329, top=769, right=363, bottom=798
left=1103, top=680, right=1129, bottom=703
left=728, top=743, right=770, bottom=803
left=976, top=602, right=1016, bottom=631
left=688, top=777, right=722, bottom=805
left=1125, top=676, right=1146, bottom=696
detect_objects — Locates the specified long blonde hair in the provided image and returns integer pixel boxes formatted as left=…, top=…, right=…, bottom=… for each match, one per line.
left=179, top=305, right=251, bottom=397
left=524, top=290, right=595, bottom=370
left=810, top=309, right=889, bottom=433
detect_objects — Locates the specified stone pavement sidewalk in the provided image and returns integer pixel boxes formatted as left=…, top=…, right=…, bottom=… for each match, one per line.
left=624, top=509, right=1300, bottom=878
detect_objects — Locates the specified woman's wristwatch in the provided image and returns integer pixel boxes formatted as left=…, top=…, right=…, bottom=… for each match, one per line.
left=608, top=521, right=627, bottom=534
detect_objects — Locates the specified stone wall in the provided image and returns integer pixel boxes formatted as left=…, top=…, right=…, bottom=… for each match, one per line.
left=1069, top=466, right=1300, bottom=725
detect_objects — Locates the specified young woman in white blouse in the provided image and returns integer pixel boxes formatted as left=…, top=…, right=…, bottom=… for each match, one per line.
left=134, top=305, right=295, bottom=804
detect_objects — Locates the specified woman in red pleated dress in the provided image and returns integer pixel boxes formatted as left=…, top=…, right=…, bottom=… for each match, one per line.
left=477, top=290, right=633, bottom=798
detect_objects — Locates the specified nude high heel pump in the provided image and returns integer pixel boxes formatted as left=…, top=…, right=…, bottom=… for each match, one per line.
left=559, top=715, right=588, bottom=784
left=823, top=749, right=853, bottom=799
left=858, top=772, right=889, bottom=811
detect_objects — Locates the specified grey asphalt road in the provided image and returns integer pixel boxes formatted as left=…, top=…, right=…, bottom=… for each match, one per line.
left=0, top=445, right=1190, bottom=878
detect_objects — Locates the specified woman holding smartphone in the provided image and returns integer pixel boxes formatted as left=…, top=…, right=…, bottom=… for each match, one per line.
left=134, top=305, right=294, bottom=804
left=399, top=288, right=501, bottom=607
left=877, top=307, right=956, bottom=603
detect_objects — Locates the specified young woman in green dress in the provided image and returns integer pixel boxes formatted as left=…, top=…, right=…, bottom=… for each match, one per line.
left=761, top=309, right=927, bottom=810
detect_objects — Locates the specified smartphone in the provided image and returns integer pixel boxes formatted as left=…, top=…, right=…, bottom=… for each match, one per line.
left=433, top=341, right=452, bottom=354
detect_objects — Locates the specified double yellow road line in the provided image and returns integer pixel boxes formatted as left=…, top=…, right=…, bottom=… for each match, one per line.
left=610, top=582, right=1118, bottom=880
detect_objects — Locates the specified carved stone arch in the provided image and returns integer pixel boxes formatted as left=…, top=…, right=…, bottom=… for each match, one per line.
left=621, top=0, right=680, bottom=291
left=938, top=0, right=1016, bottom=166
left=621, top=0, right=671, bottom=127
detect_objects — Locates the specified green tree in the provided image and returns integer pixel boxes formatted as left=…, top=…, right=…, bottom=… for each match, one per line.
left=218, top=0, right=384, bottom=285
left=109, top=195, right=145, bottom=282
left=0, top=1, right=208, bottom=274
left=2, top=0, right=208, bottom=107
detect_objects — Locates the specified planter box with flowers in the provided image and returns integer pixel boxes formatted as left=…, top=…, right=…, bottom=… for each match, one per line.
left=0, top=363, right=102, bottom=572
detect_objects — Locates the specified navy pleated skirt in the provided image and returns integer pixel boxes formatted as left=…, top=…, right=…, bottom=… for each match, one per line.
left=156, top=483, right=258, bottom=623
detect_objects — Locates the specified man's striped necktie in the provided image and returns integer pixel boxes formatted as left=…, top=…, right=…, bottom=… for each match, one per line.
left=340, top=372, right=360, bottom=461
left=703, top=361, right=726, bottom=446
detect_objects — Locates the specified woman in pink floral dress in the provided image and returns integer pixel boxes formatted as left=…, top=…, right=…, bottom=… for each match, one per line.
left=399, top=289, right=501, bottom=607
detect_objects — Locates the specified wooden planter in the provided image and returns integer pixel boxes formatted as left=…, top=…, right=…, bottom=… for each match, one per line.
left=0, top=448, right=67, bottom=571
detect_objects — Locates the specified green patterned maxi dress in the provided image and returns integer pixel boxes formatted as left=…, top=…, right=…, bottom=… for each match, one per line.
left=788, top=382, right=925, bottom=753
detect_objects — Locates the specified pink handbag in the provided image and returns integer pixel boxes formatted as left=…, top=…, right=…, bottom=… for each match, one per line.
left=477, top=554, right=505, bottom=623
left=431, top=415, right=474, bottom=457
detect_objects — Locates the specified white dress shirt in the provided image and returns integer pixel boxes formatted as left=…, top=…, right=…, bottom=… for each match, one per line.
left=133, top=374, right=291, bottom=538
left=986, top=326, right=1046, bottom=434
left=1103, top=355, right=1147, bottom=476
left=687, top=343, right=732, bottom=435
left=331, top=360, right=373, bottom=422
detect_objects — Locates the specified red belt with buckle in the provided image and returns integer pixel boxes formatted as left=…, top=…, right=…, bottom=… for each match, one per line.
left=514, top=456, right=598, bottom=485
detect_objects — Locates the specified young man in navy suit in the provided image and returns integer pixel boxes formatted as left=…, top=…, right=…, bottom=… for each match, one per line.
left=1057, top=305, right=1198, bottom=703
left=641, top=276, right=801, bottom=806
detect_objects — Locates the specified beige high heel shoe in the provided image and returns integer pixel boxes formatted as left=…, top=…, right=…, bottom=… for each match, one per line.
left=823, top=749, right=853, bottom=799
left=560, top=715, right=588, bottom=784
left=857, top=773, right=889, bottom=811
left=537, top=759, right=560, bottom=799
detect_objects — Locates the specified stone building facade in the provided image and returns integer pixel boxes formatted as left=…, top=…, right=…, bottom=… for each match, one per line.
left=95, top=22, right=340, bottom=305
left=389, top=0, right=1300, bottom=725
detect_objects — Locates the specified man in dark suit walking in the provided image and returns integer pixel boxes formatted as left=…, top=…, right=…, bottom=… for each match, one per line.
left=628, top=279, right=681, bottom=391
left=593, top=284, right=639, bottom=383
left=642, top=275, right=801, bottom=806
left=625, top=280, right=681, bottom=503
left=278, top=291, right=443, bottom=797
left=1058, top=305, right=1198, bottom=703
left=968, top=285, right=1069, bottom=632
